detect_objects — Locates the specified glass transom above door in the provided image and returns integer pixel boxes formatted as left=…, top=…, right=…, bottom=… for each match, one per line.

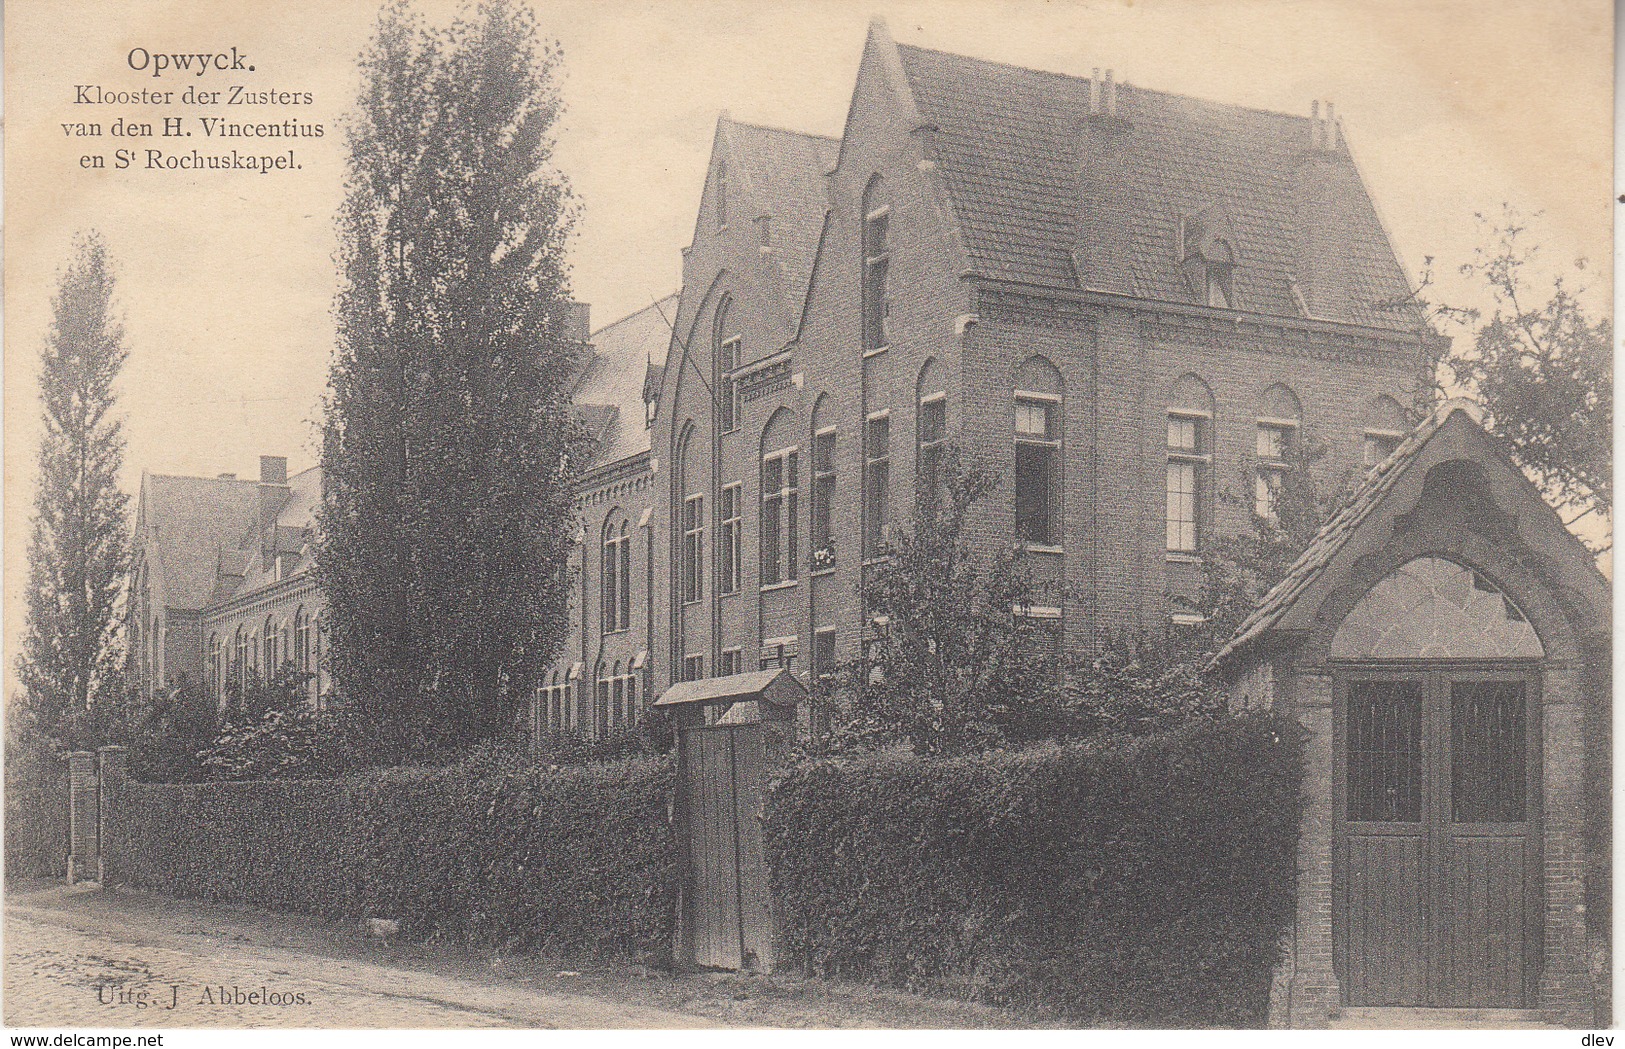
left=1331, top=556, right=1543, bottom=660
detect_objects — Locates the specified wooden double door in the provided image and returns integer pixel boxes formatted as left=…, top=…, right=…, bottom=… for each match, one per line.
left=1335, top=666, right=1542, bottom=1008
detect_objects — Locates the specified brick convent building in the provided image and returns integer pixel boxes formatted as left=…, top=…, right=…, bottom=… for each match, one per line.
left=538, top=21, right=1440, bottom=736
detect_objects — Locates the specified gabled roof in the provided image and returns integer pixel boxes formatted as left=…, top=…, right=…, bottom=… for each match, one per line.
left=569, top=294, right=678, bottom=470
left=1214, top=400, right=1608, bottom=667
left=223, top=465, right=321, bottom=600
left=892, top=42, right=1426, bottom=332
left=138, top=473, right=260, bottom=611
left=723, top=119, right=839, bottom=332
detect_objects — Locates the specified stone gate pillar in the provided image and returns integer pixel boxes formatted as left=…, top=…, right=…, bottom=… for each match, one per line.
left=65, top=751, right=98, bottom=884
left=96, top=746, right=128, bottom=887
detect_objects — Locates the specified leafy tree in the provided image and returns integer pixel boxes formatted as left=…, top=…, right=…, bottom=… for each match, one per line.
left=319, top=0, right=586, bottom=762
left=199, top=661, right=349, bottom=781
left=825, top=450, right=1065, bottom=756
left=17, top=233, right=131, bottom=751
left=1436, top=208, right=1611, bottom=539
left=1181, top=437, right=1342, bottom=653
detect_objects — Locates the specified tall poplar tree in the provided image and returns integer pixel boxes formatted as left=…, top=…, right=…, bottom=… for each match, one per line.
left=17, top=233, right=131, bottom=748
left=319, top=0, right=585, bottom=761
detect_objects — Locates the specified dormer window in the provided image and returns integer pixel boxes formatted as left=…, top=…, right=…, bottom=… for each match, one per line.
left=1180, top=205, right=1238, bottom=310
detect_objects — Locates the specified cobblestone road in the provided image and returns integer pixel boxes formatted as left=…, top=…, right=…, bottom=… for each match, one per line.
left=5, top=890, right=710, bottom=1029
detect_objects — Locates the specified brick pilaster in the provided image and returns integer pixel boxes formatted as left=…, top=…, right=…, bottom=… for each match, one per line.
left=1285, top=673, right=1340, bottom=1028
left=1538, top=668, right=1597, bottom=1026
left=65, top=752, right=98, bottom=885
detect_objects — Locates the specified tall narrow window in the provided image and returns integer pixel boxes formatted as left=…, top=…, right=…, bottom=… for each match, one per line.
left=682, top=653, right=705, bottom=682
left=594, top=665, right=610, bottom=738
left=611, top=662, right=625, bottom=731
left=235, top=626, right=250, bottom=692
left=761, top=449, right=799, bottom=586
left=813, top=628, right=837, bottom=689
left=719, top=483, right=743, bottom=595
left=923, top=396, right=949, bottom=506
left=862, top=177, right=891, bottom=352
left=602, top=522, right=618, bottom=633
left=1256, top=385, right=1302, bottom=525
left=263, top=615, right=277, bottom=675
left=1014, top=398, right=1058, bottom=544
left=864, top=414, right=890, bottom=558
left=714, top=297, right=739, bottom=434
left=1166, top=415, right=1205, bottom=552
left=811, top=427, right=837, bottom=568
left=682, top=494, right=704, bottom=604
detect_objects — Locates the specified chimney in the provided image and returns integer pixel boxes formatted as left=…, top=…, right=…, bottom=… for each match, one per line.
left=566, top=301, right=592, bottom=343
left=259, top=455, right=288, bottom=485
left=256, top=455, right=291, bottom=561
left=1294, top=101, right=1357, bottom=321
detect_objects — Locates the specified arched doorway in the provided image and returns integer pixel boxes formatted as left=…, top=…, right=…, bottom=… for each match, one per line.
left=1332, top=556, right=1544, bottom=1008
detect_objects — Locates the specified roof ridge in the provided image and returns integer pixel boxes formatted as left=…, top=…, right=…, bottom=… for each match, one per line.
left=895, top=41, right=1316, bottom=125
left=725, top=117, right=840, bottom=143
left=589, top=293, right=680, bottom=340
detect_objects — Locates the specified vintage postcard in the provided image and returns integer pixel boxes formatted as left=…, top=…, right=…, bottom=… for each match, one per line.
left=3, top=0, right=1613, bottom=1038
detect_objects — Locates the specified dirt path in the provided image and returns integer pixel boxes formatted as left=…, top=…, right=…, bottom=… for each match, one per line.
left=4, top=882, right=1043, bottom=1029
left=5, top=888, right=708, bottom=1028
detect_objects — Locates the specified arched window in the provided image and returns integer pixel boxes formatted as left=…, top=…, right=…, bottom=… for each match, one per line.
left=810, top=395, right=837, bottom=569
left=916, top=360, right=948, bottom=508
left=602, top=512, right=631, bottom=633
left=1331, top=556, right=1543, bottom=660
left=234, top=625, right=250, bottom=691
left=594, top=661, right=610, bottom=738
left=760, top=408, right=800, bottom=587
left=1256, top=384, right=1302, bottom=523
left=625, top=674, right=638, bottom=725
left=208, top=633, right=222, bottom=699
left=1167, top=374, right=1216, bottom=553
left=1014, top=356, right=1064, bottom=546
left=611, top=661, right=625, bottom=730
left=861, top=175, right=891, bottom=352
left=678, top=423, right=704, bottom=605
left=714, top=296, right=739, bottom=433
left=263, top=615, right=278, bottom=677
left=1362, top=394, right=1408, bottom=468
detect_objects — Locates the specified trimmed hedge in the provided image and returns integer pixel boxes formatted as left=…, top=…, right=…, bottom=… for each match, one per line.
left=765, top=713, right=1304, bottom=1027
left=106, top=754, right=677, bottom=961
left=5, top=758, right=69, bottom=881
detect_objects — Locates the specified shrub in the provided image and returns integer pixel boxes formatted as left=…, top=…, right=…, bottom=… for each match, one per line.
left=105, top=751, right=678, bottom=962
left=4, top=732, right=69, bottom=880
left=765, top=713, right=1303, bottom=1027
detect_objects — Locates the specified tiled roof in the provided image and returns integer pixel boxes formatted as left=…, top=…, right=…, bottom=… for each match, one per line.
left=570, top=294, right=678, bottom=470
left=725, top=120, right=839, bottom=332
left=1213, top=400, right=1479, bottom=666
left=225, top=465, right=321, bottom=599
left=894, top=44, right=1426, bottom=331
left=141, top=474, right=260, bottom=611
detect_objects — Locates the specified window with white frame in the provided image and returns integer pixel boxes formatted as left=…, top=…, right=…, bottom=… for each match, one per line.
left=1166, top=414, right=1207, bottom=553
left=719, top=483, right=743, bottom=595
left=760, top=636, right=798, bottom=671
left=761, top=448, right=799, bottom=586
left=715, top=297, right=739, bottom=434
left=1014, top=397, right=1059, bottom=544
left=682, top=653, right=705, bottom=682
left=864, top=414, right=890, bottom=558
left=682, top=493, right=704, bottom=604
left=1362, top=394, right=1407, bottom=469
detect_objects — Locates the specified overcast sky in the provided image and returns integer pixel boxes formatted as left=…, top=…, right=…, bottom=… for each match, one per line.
left=4, top=0, right=1612, bottom=689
